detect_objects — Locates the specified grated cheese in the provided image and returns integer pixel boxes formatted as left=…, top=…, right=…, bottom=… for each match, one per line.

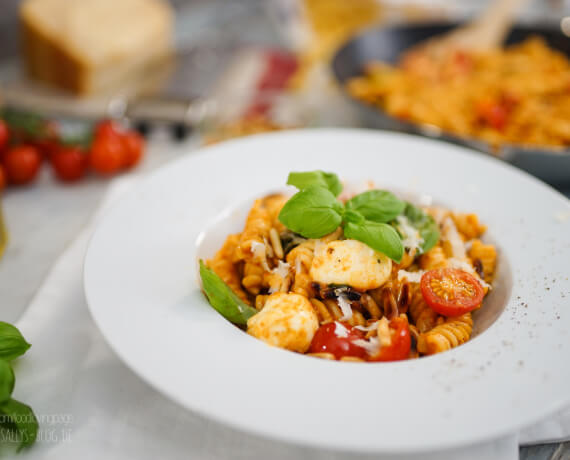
left=272, top=261, right=291, bottom=279
left=250, top=240, right=271, bottom=271
left=396, top=216, right=423, bottom=251
left=354, top=321, right=379, bottom=332
left=334, top=289, right=353, bottom=321
left=333, top=321, right=349, bottom=338
left=397, top=269, right=425, bottom=283
left=352, top=337, right=381, bottom=356
left=442, top=217, right=466, bottom=260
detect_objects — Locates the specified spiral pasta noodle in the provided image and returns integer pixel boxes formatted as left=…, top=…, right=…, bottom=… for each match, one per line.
left=417, top=313, right=473, bottom=355
left=408, top=284, right=440, bottom=333
left=468, top=239, right=497, bottom=283
left=419, top=245, right=448, bottom=270
left=287, top=240, right=316, bottom=298
left=207, top=234, right=250, bottom=303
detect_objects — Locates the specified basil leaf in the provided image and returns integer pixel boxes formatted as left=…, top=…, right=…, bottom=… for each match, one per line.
left=344, top=221, right=404, bottom=263
left=346, top=190, right=405, bottom=223
left=403, top=203, right=440, bottom=253
left=199, top=261, right=257, bottom=326
left=287, top=171, right=342, bottom=197
left=343, top=209, right=365, bottom=225
left=0, top=323, right=31, bottom=361
left=0, top=361, right=14, bottom=404
left=278, top=186, right=343, bottom=239
left=0, top=398, right=38, bottom=451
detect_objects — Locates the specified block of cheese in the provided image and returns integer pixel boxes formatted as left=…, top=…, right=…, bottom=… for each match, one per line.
left=20, top=0, right=174, bottom=95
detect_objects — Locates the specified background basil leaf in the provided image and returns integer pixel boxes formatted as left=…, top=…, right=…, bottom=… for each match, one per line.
left=346, top=190, right=405, bottom=223
left=0, top=323, right=31, bottom=361
left=344, top=221, right=403, bottom=263
left=0, top=398, right=38, bottom=451
left=199, top=261, right=257, bottom=325
left=278, top=186, right=343, bottom=238
left=287, top=171, right=342, bottom=197
left=0, top=361, right=14, bottom=404
left=403, top=203, right=440, bottom=253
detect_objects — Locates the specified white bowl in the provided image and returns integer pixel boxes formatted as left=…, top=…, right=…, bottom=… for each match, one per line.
left=84, top=129, right=570, bottom=453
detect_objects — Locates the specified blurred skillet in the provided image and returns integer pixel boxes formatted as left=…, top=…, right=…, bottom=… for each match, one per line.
left=332, top=23, right=570, bottom=187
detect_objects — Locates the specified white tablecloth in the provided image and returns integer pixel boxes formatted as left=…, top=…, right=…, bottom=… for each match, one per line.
left=13, top=179, right=569, bottom=460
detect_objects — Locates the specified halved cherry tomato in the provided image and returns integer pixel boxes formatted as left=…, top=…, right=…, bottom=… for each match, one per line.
left=309, top=322, right=367, bottom=360
left=420, top=268, right=484, bottom=317
left=3, top=145, right=42, bottom=185
left=121, top=131, right=145, bottom=169
left=369, top=317, right=411, bottom=362
left=50, top=146, right=87, bottom=182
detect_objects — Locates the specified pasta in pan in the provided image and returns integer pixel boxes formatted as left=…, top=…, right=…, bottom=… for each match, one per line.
left=347, top=37, right=570, bottom=149
left=200, top=170, right=497, bottom=362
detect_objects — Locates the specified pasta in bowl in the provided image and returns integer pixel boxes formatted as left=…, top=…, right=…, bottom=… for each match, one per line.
left=199, top=170, right=498, bottom=362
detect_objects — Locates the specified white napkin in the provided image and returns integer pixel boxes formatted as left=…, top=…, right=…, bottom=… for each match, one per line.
left=12, top=179, right=569, bottom=460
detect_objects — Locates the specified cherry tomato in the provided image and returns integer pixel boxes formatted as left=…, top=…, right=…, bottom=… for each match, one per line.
left=3, top=145, right=42, bottom=185
left=32, top=120, right=60, bottom=160
left=50, top=146, right=87, bottom=182
left=476, top=99, right=508, bottom=131
left=420, top=268, right=484, bottom=317
left=121, top=131, right=145, bottom=169
left=369, top=317, right=411, bottom=362
left=95, top=119, right=124, bottom=140
left=309, top=322, right=367, bottom=360
left=0, top=121, right=9, bottom=153
left=89, top=137, right=123, bottom=175
left=0, top=165, right=6, bottom=191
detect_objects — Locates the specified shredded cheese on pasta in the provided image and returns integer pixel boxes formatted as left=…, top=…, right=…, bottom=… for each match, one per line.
left=397, top=269, right=425, bottom=283
left=333, top=321, right=350, bottom=338
left=250, top=240, right=271, bottom=271
left=334, top=289, right=353, bottom=321
left=396, top=215, right=424, bottom=251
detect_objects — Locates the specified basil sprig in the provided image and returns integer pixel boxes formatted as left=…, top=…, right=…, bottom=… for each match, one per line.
left=280, top=171, right=405, bottom=263
left=0, top=322, right=38, bottom=451
left=199, top=261, right=258, bottom=325
left=278, top=186, right=344, bottom=239
left=401, top=203, right=440, bottom=253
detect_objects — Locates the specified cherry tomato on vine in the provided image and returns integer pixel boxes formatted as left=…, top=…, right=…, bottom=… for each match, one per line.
left=50, top=146, right=87, bottom=182
left=121, top=131, right=145, bottom=169
left=369, top=317, right=411, bottom=362
left=94, top=119, right=124, bottom=140
left=309, top=322, right=367, bottom=360
left=32, top=120, right=60, bottom=160
left=420, top=268, right=484, bottom=317
left=3, top=145, right=42, bottom=185
left=89, top=136, right=123, bottom=175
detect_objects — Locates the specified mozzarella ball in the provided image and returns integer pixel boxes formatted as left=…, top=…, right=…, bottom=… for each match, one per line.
left=310, top=239, right=392, bottom=291
left=247, top=293, right=319, bottom=353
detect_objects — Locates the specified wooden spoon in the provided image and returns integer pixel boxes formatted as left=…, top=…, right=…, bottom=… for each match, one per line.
left=403, top=0, right=528, bottom=62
